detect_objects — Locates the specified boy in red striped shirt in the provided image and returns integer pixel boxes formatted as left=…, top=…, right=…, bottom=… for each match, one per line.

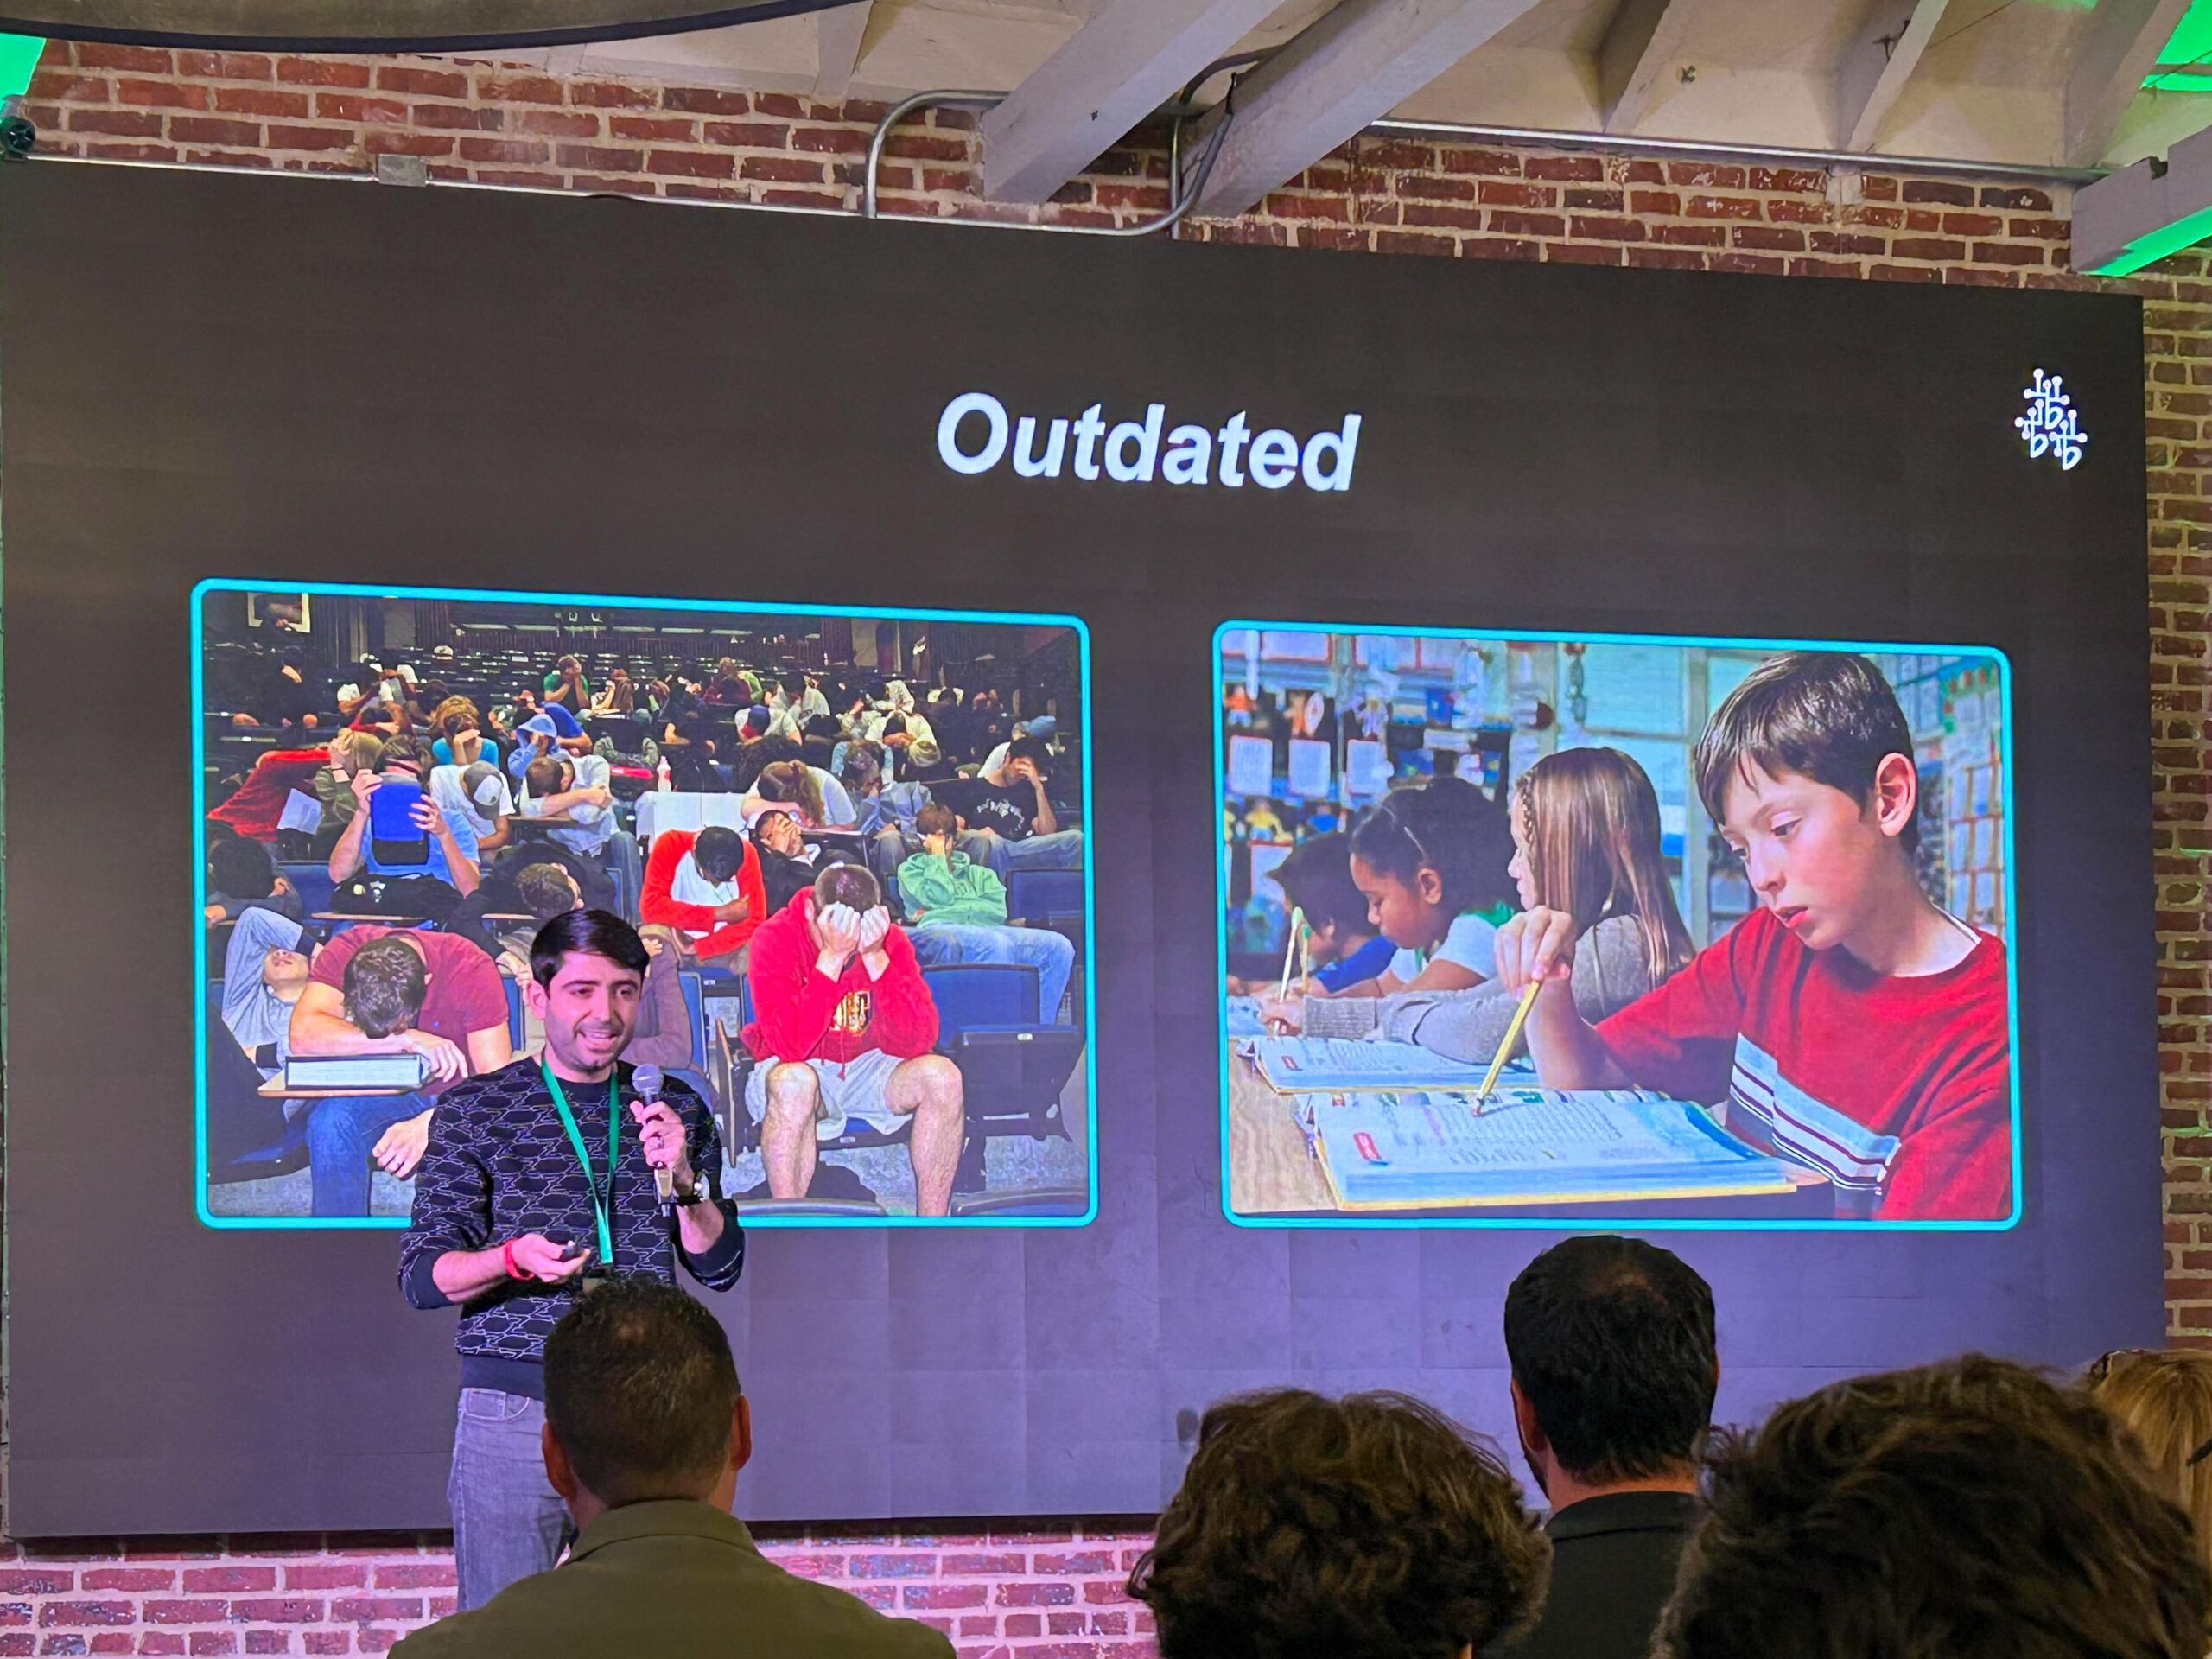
left=1497, top=652, right=2011, bottom=1222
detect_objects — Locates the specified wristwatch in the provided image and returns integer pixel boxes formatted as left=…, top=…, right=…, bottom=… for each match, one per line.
left=672, top=1173, right=714, bottom=1205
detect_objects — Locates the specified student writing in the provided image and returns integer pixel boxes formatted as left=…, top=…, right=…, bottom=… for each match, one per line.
left=1495, top=652, right=2011, bottom=1222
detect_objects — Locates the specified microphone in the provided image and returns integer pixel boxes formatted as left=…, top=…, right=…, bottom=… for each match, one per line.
left=632, top=1063, right=674, bottom=1214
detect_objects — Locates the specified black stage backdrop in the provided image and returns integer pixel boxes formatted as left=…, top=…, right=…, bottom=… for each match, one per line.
left=0, top=160, right=2157, bottom=1531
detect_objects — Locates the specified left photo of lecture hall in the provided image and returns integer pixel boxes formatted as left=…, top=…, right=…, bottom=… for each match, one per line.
left=196, top=583, right=1093, bottom=1226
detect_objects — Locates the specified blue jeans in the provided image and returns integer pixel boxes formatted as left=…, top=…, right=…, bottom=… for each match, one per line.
left=910, top=924, right=1076, bottom=1024
left=306, top=1090, right=429, bottom=1216
left=965, top=828, right=1085, bottom=882
left=448, top=1389, right=570, bottom=1611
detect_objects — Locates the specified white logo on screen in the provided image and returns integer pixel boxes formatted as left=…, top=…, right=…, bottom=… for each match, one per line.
left=936, top=392, right=1361, bottom=493
left=2016, top=369, right=2086, bottom=471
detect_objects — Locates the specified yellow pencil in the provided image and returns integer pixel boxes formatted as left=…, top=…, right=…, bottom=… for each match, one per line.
left=1475, top=979, right=1543, bottom=1109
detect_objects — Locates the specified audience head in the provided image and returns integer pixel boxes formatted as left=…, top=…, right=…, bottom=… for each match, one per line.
left=456, top=762, right=507, bottom=833
left=517, top=861, right=583, bottom=924
left=542, top=1278, right=749, bottom=1524
left=209, top=835, right=278, bottom=901
left=812, top=861, right=881, bottom=917
left=341, top=936, right=428, bottom=1039
left=838, top=742, right=884, bottom=798
left=779, top=670, right=806, bottom=701
left=1130, top=1389, right=1548, bottom=1659
left=916, top=801, right=958, bottom=854
left=1658, top=1353, right=2211, bottom=1659
left=754, top=759, right=825, bottom=827
left=1268, top=831, right=1374, bottom=958
left=1349, top=775, right=1517, bottom=944
left=1503, top=1235, right=1716, bottom=1500
left=2089, top=1349, right=2212, bottom=1577
left=691, top=825, right=747, bottom=886
left=524, top=755, right=569, bottom=799
left=378, top=734, right=430, bottom=774
left=527, top=909, right=649, bottom=1079
left=1006, top=734, right=1053, bottom=783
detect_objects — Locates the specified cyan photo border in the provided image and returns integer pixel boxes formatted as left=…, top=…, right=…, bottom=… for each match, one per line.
left=1210, top=618, right=2024, bottom=1234
left=194, top=577, right=1101, bottom=1232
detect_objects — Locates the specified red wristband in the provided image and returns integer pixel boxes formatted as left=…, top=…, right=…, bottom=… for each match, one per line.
left=502, top=1239, right=528, bottom=1281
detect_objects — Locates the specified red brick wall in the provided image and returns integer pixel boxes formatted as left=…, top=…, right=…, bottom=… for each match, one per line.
left=5, top=36, right=2207, bottom=1659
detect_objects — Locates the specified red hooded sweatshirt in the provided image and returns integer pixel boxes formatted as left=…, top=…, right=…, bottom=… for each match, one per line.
left=741, top=889, right=938, bottom=1066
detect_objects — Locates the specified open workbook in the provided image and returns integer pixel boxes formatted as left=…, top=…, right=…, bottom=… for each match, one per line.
left=1300, top=1087, right=1796, bottom=1210
left=1245, top=1034, right=1530, bottom=1093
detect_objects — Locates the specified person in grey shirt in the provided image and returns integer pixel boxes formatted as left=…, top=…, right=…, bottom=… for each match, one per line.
left=1298, top=747, right=1695, bottom=1065
left=392, top=1279, right=949, bottom=1659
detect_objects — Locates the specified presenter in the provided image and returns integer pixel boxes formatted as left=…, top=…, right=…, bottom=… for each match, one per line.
left=399, top=910, right=744, bottom=1611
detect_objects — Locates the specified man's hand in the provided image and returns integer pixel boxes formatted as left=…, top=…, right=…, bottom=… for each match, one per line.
left=396, top=1028, right=468, bottom=1083
left=412, top=795, right=450, bottom=840
left=857, top=905, right=892, bottom=954
left=580, top=785, right=613, bottom=808
left=1494, top=906, right=1579, bottom=995
left=372, top=1109, right=432, bottom=1179
left=630, top=1099, right=694, bottom=1190
left=711, top=895, right=751, bottom=925
left=349, top=769, right=383, bottom=805
left=505, top=1233, right=592, bottom=1283
left=204, top=904, right=226, bottom=926
left=814, top=901, right=863, bottom=975
left=642, top=932, right=667, bottom=959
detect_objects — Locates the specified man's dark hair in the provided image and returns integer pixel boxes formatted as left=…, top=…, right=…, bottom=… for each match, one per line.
left=813, top=861, right=881, bottom=912
left=915, top=802, right=958, bottom=842
left=524, top=755, right=568, bottom=799
left=209, top=836, right=278, bottom=901
left=1271, top=831, right=1369, bottom=937
left=1129, top=1389, right=1548, bottom=1659
left=543, top=1278, right=741, bottom=1509
left=779, top=670, right=806, bottom=698
left=1658, top=1354, right=2211, bottom=1659
left=1503, top=1235, right=1717, bottom=1484
left=1007, top=734, right=1052, bottom=778
left=530, top=907, right=650, bottom=989
left=515, top=861, right=580, bottom=924
left=342, top=936, right=428, bottom=1038
left=1694, top=651, right=1920, bottom=852
left=692, top=825, right=747, bottom=886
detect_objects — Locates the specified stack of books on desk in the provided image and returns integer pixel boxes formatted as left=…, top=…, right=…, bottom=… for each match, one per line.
left=283, top=1052, right=427, bottom=1090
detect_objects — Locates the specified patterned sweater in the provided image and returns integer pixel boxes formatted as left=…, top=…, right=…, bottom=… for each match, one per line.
left=398, top=1055, right=745, bottom=1396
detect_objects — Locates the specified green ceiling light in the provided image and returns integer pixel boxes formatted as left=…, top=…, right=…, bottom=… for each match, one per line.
left=2148, top=0, right=2212, bottom=87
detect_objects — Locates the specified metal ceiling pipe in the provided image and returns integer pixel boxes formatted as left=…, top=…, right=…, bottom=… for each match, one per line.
left=1364, top=118, right=2107, bottom=187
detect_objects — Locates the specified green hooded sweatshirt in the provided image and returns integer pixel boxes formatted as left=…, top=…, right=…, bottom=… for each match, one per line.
left=896, top=849, right=1007, bottom=927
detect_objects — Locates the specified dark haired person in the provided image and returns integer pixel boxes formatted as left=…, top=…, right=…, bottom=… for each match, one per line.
left=742, top=862, right=963, bottom=1216
left=1332, top=773, right=1517, bottom=999
left=1224, top=830, right=1392, bottom=997
left=519, top=751, right=616, bottom=859
left=1657, top=1354, right=2211, bottom=1659
left=1497, top=1236, right=1714, bottom=1659
left=205, top=833, right=305, bottom=927
left=389, top=1281, right=950, bottom=1659
left=933, top=734, right=1083, bottom=880
left=400, top=910, right=744, bottom=1612
left=1130, top=1389, right=1548, bottom=1659
left=288, top=926, right=513, bottom=1217
left=1496, top=652, right=2011, bottom=1220
left=543, top=654, right=589, bottom=715
left=639, top=824, right=766, bottom=968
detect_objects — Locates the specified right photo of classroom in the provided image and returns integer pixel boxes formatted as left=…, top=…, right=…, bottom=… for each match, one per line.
left=1216, top=626, right=2018, bottom=1229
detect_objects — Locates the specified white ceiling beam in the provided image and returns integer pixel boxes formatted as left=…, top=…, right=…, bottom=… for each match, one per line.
left=978, top=0, right=1287, bottom=203
left=813, top=1, right=875, bottom=99
left=1834, top=0, right=1949, bottom=152
left=1595, top=0, right=1694, bottom=136
left=1184, top=0, right=1546, bottom=218
left=2063, top=0, right=2192, bottom=168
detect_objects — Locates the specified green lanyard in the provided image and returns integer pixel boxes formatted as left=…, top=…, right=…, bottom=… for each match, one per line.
left=539, top=1059, right=619, bottom=1269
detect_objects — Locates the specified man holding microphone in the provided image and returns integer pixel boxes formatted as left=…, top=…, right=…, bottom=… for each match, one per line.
left=400, top=909, right=744, bottom=1611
